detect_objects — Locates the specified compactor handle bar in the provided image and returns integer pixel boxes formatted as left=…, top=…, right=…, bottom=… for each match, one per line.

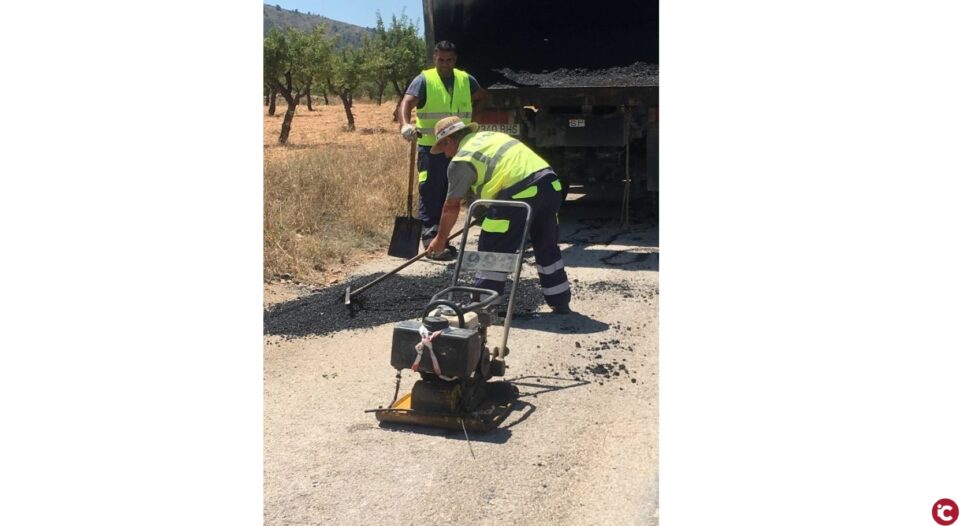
left=451, top=199, right=533, bottom=360
left=430, top=286, right=500, bottom=314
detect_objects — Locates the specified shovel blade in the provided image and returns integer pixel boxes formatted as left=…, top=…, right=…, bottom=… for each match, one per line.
left=387, top=216, right=423, bottom=259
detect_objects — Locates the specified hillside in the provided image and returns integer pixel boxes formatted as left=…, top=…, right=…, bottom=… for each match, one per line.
left=263, top=4, right=372, bottom=48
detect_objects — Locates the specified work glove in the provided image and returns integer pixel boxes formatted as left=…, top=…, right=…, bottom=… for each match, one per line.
left=401, top=123, right=418, bottom=141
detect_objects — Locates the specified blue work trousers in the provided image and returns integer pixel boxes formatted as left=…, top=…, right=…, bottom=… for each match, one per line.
left=474, top=172, right=571, bottom=309
left=417, top=146, right=451, bottom=249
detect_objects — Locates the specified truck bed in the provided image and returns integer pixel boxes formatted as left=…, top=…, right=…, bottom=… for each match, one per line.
left=425, top=0, right=658, bottom=87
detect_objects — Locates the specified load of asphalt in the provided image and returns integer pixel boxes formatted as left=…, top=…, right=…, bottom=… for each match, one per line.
left=264, top=270, right=546, bottom=338
left=488, top=61, right=658, bottom=89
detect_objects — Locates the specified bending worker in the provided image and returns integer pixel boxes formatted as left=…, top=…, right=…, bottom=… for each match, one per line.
left=399, top=41, right=486, bottom=260
left=425, top=117, right=572, bottom=314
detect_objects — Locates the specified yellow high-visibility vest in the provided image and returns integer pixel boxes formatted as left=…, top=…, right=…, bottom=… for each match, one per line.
left=415, top=68, right=473, bottom=147
left=452, top=131, right=550, bottom=200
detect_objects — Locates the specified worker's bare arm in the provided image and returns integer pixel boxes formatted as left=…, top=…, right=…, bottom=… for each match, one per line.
left=426, top=198, right=464, bottom=255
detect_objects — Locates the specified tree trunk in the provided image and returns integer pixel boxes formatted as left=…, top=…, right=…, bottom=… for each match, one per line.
left=306, top=82, right=313, bottom=111
left=279, top=101, right=297, bottom=144
left=268, top=88, right=277, bottom=116
left=376, top=83, right=385, bottom=105
left=341, top=92, right=355, bottom=131
left=391, top=80, right=405, bottom=122
left=272, top=81, right=298, bottom=144
left=322, top=89, right=329, bottom=105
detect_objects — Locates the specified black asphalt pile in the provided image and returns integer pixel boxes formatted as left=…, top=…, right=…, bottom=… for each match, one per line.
left=264, top=270, right=545, bottom=338
left=488, top=62, right=658, bottom=89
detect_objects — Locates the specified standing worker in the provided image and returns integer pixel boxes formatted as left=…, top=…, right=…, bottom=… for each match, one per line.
left=425, top=117, right=572, bottom=314
left=399, top=41, right=487, bottom=260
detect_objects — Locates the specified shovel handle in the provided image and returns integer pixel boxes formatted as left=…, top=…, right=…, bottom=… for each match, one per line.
left=406, top=140, right=417, bottom=217
left=347, top=220, right=476, bottom=300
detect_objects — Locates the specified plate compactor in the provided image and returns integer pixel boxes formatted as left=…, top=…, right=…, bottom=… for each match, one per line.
left=368, top=200, right=532, bottom=432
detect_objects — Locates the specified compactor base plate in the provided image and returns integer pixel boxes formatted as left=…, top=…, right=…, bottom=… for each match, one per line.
left=373, top=381, right=519, bottom=433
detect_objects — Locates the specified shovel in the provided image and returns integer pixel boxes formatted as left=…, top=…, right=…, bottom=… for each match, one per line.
left=345, top=219, right=478, bottom=305
left=387, top=139, right=423, bottom=259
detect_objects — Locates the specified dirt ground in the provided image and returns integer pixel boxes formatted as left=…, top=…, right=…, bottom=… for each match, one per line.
left=263, top=203, right=659, bottom=525
left=264, top=100, right=400, bottom=159
left=263, top=100, right=658, bottom=524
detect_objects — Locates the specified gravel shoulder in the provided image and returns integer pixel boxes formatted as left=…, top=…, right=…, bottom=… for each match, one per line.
left=264, top=202, right=659, bottom=525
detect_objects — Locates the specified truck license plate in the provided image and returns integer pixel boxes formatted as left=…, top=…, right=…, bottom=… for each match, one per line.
left=478, top=123, right=519, bottom=135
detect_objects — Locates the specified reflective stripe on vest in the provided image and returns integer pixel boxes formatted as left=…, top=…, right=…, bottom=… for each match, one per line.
left=415, top=68, right=473, bottom=147
left=418, top=170, right=428, bottom=183
left=452, top=131, right=551, bottom=200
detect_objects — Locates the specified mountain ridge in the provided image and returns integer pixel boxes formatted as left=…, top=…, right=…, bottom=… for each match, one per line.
left=263, top=3, right=373, bottom=48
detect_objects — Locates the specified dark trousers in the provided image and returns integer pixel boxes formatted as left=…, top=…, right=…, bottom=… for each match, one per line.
left=474, top=172, right=571, bottom=309
left=417, top=146, right=451, bottom=249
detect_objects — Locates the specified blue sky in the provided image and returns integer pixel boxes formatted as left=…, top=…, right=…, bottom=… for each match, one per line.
left=266, top=1, right=425, bottom=30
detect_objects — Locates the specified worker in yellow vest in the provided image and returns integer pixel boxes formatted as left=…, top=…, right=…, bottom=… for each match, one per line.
left=425, top=117, right=572, bottom=314
left=399, top=41, right=487, bottom=260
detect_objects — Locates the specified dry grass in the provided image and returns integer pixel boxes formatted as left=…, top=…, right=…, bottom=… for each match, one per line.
left=264, top=101, right=411, bottom=284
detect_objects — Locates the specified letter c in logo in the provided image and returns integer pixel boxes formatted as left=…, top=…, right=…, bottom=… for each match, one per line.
left=934, top=499, right=958, bottom=526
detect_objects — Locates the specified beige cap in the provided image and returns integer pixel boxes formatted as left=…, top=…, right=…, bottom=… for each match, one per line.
left=430, top=116, right=479, bottom=154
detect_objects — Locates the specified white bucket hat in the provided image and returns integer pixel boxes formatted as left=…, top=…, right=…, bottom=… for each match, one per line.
left=430, top=116, right=479, bottom=154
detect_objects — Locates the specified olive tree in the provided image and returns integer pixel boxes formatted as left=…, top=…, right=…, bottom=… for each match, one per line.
left=263, top=26, right=332, bottom=144
left=377, top=12, right=426, bottom=121
left=322, top=47, right=365, bottom=131
left=360, top=31, right=390, bottom=105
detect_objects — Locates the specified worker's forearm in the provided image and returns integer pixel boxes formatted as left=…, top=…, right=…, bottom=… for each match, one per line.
left=399, top=96, right=416, bottom=125
left=436, top=199, right=463, bottom=245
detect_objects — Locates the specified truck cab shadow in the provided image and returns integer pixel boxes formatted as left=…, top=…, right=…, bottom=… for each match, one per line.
left=558, top=231, right=658, bottom=271
left=554, top=203, right=659, bottom=271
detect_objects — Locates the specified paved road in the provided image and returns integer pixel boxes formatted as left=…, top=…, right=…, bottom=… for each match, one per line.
left=264, top=202, right=659, bottom=525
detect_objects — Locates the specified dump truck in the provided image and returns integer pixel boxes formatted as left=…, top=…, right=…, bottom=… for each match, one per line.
left=422, top=0, right=659, bottom=218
